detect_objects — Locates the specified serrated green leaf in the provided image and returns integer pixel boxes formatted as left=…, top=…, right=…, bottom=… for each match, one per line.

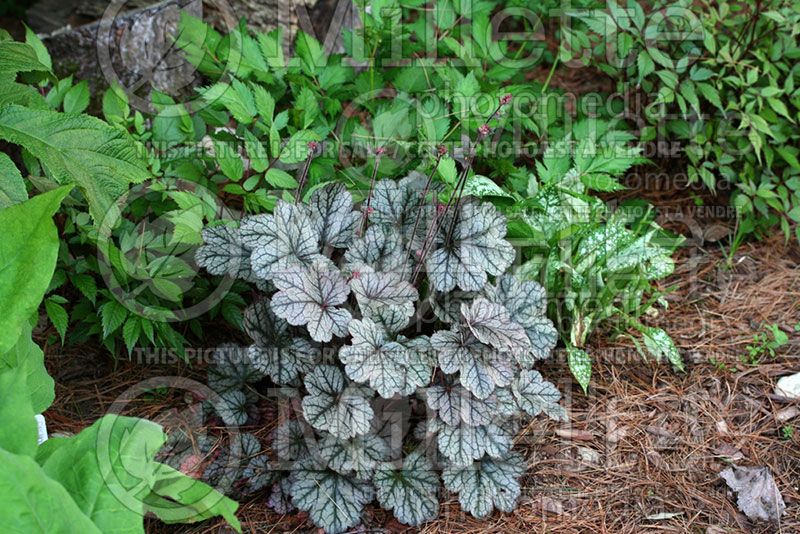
left=0, top=106, right=150, bottom=223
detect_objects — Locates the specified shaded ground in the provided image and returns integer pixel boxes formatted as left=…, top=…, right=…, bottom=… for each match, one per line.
left=42, top=229, right=800, bottom=533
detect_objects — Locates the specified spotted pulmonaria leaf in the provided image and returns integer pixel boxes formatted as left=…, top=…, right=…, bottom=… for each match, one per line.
left=567, top=345, right=592, bottom=393
left=426, top=200, right=514, bottom=292
left=317, top=432, right=389, bottom=479
left=430, top=328, right=513, bottom=399
left=485, top=275, right=557, bottom=362
left=512, top=370, right=567, bottom=421
left=289, top=457, right=374, bottom=534
left=374, top=450, right=440, bottom=526
left=272, top=420, right=312, bottom=461
left=424, top=384, right=496, bottom=426
left=308, top=183, right=359, bottom=248
left=244, top=301, right=321, bottom=384
left=302, top=365, right=374, bottom=439
left=350, top=272, right=418, bottom=323
left=430, top=419, right=513, bottom=466
left=343, top=224, right=408, bottom=274
left=240, top=201, right=323, bottom=279
left=460, top=298, right=531, bottom=354
left=640, top=326, right=684, bottom=372
left=207, top=343, right=263, bottom=393
left=442, top=451, right=525, bottom=518
left=270, top=259, right=352, bottom=342
left=195, top=224, right=256, bottom=280
left=339, top=319, right=433, bottom=398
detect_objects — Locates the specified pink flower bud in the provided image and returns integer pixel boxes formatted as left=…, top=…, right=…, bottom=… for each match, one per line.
left=375, top=146, right=386, bottom=155
left=437, top=145, right=448, bottom=156
left=478, top=124, right=491, bottom=136
left=307, top=141, right=319, bottom=152
left=500, top=93, right=512, bottom=105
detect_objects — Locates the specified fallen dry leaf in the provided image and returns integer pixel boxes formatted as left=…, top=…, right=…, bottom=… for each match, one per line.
left=720, top=466, right=786, bottom=522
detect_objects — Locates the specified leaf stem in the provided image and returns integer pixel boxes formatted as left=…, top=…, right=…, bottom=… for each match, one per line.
left=294, top=141, right=319, bottom=203
left=403, top=148, right=445, bottom=278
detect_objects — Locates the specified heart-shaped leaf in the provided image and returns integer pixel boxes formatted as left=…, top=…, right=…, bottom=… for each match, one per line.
left=302, top=365, right=374, bottom=439
left=308, top=183, right=359, bottom=249
left=270, top=259, right=352, bottom=342
left=374, top=450, right=440, bottom=526
left=442, top=452, right=525, bottom=518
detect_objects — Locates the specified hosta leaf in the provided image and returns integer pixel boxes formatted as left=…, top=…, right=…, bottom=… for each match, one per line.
left=271, top=259, right=352, bottom=343
left=302, top=365, right=374, bottom=439
left=374, top=450, right=440, bottom=526
left=207, top=344, right=263, bottom=393
left=317, top=432, right=389, bottom=479
left=426, top=200, right=514, bottom=292
left=195, top=225, right=256, bottom=281
left=240, top=201, right=323, bottom=279
left=442, top=451, right=525, bottom=518
left=308, top=183, right=359, bottom=248
left=431, top=419, right=513, bottom=467
left=272, top=420, right=312, bottom=461
left=343, top=224, right=408, bottom=274
left=460, top=298, right=531, bottom=354
left=512, top=370, right=567, bottom=421
left=424, top=384, right=496, bottom=427
left=244, top=301, right=320, bottom=384
left=350, top=272, right=417, bottom=323
left=339, top=319, right=433, bottom=398
left=0, top=105, right=150, bottom=223
left=431, top=328, right=513, bottom=399
left=289, top=457, right=374, bottom=534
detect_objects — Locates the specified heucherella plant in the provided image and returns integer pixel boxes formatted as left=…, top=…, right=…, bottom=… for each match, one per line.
left=196, top=173, right=564, bottom=532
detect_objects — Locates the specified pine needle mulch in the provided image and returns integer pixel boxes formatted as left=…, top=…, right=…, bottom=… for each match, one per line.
left=43, top=234, right=800, bottom=533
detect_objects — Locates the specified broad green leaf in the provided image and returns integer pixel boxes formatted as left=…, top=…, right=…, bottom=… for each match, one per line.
left=0, top=106, right=150, bottom=222
left=462, top=175, right=514, bottom=199
left=143, top=463, right=241, bottom=531
left=0, top=151, right=27, bottom=207
left=1, top=323, right=55, bottom=413
left=0, top=40, right=51, bottom=74
left=37, top=415, right=166, bottom=533
left=0, top=365, right=38, bottom=456
left=0, top=185, right=72, bottom=353
left=0, top=448, right=102, bottom=533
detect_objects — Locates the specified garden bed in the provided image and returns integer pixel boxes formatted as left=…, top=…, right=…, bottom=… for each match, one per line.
left=43, top=214, right=800, bottom=533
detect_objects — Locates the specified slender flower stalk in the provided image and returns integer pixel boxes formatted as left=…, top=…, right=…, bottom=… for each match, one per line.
left=402, top=145, right=447, bottom=279
left=360, top=146, right=385, bottom=235
left=294, top=141, right=319, bottom=203
left=411, top=202, right=446, bottom=285
left=442, top=94, right=512, bottom=245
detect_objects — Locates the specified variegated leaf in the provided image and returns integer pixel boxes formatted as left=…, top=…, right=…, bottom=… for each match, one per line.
left=442, top=451, right=525, bottom=518
left=512, top=370, right=567, bottom=421
left=424, top=384, right=496, bottom=427
left=317, top=432, right=389, bottom=479
left=308, top=183, right=359, bottom=248
left=289, top=457, right=374, bottom=534
left=343, top=224, right=408, bottom=274
left=460, top=298, right=531, bottom=354
left=374, top=450, right=440, bottom=526
left=271, top=259, right=352, bottom=342
left=195, top=224, right=256, bottom=281
left=350, top=272, right=417, bottom=324
left=302, top=365, right=374, bottom=439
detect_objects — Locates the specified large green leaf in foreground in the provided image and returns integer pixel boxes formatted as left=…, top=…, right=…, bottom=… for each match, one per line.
left=0, top=105, right=150, bottom=223
left=0, top=185, right=72, bottom=354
